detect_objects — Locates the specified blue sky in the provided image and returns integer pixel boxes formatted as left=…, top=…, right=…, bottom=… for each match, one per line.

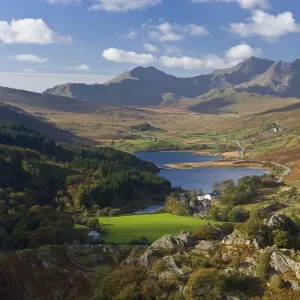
left=1, top=0, right=300, bottom=92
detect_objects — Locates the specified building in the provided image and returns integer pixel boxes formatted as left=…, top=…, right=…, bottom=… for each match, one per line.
left=197, top=192, right=220, bottom=202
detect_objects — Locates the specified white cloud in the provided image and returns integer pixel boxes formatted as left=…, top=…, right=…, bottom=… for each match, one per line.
left=23, top=68, right=36, bottom=73
left=0, top=19, right=72, bottom=44
left=159, top=55, right=230, bottom=70
left=11, top=54, right=48, bottom=63
left=143, top=43, right=160, bottom=53
left=127, top=30, right=138, bottom=39
left=192, top=0, right=269, bottom=10
left=159, top=43, right=262, bottom=70
left=228, top=10, right=300, bottom=41
left=147, top=22, right=209, bottom=42
left=46, top=0, right=80, bottom=4
left=225, top=43, right=262, bottom=64
left=89, top=0, right=161, bottom=12
left=102, top=48, right=156, bottom=65
left=71, top=64, right=90, bottom=71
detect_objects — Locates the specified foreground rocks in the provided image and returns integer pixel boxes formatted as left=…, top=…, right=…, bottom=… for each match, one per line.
left=3, top=213, right=300, bottom=299
left=222, top=229, right=268, bottom=249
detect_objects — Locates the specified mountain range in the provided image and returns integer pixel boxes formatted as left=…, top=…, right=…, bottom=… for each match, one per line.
left=44, top=56, right=300, bottom=107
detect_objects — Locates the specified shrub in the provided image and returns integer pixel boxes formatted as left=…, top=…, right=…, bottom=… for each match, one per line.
left=269, top=275, right=285, bottom=291
left=185, top=268, right=225, bottom=300
left=216, top=223, right=235, bottom=235
left=273, top=231, right=294, bottom=249
left=87, top=218, right=99, bottom=229
left=109, top=208, right=122, bottom=216
left=128, top=237, right=149, bottom=245
left=194, top=225, right=215, bottom=240
left=208, top=207, right=221, bottom=221
left=228, top=206, right=249, bottom=222
left=256, top=250, right=273, bottom=281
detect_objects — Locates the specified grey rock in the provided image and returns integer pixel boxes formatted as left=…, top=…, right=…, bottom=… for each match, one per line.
left=270, top=250, right=300, bottom=279
left=138, top=249, right=161, bottom=267
left=159, top=255, right=193, bottom=279
left=151, top=232, right=196, bottom=251
left=176, top=231, right=197, bottom=247
left=195, top=240, right=219, bottom=251
left=222, top=229, right=266, bottom=249
left=286, top=280, right=300, bottom=291
left=267, top=213, right=295, bottom=231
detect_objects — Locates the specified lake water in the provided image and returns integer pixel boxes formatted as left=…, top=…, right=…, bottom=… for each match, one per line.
left=135, top=151, right=267, bottom=193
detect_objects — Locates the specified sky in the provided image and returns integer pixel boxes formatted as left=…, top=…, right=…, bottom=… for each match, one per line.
left=1, top=0, right=300, bottom=92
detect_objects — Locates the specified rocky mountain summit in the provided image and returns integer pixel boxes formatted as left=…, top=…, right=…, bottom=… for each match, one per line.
left=44, top=57, right=300, bottom=109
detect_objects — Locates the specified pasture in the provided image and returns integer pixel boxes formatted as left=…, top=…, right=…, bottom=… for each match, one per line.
left=100, top=213, right=216, bottom=244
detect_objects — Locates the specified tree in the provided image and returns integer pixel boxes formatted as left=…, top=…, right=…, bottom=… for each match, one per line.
left=208, top=207, right=220, bottom=221
left=212, top=182, right=221, bottom=193
left=228, top=206, right=249, bottom=222
left=221, top=180, right=235, bottom=191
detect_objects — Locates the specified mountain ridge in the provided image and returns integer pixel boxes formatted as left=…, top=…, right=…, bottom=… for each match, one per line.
left=44, top=56, right=286, bottom=106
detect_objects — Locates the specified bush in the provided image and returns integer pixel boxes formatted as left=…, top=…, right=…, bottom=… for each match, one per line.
left=194, top=225, right=215, bottom=240
left=216, top=223, right=235, bottom=235
left=128, top=237, right=149, bottom=245
left=87, top=218, right=99, bottom=229
left=273, top=231, right=294, bottom=249
left=186, top=268, right=225, bottom=300
left=109, top=208, right=122, bottom=216
left=256, top=250, right=273, bottom=281
left=228, top=206, right=249, bottom=222
left=269, top=275, right=285, bottom=291
left=208, top=207, right=221, bottom=221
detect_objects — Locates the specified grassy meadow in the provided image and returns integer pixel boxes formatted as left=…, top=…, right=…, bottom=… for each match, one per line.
left=100, top=213, right=216, bottom=244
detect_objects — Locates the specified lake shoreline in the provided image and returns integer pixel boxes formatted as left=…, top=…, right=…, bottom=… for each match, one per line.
left=165, top=159, right=270, bottom=170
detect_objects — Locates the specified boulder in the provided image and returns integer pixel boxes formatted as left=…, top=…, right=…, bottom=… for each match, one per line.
left=222, top=229, right=267, bottom=249
left=267, top=214, right=296, bottom=232
left=138, top=249, right=162, bottom=267
left=286, top=280, right=300, bottom=291
left=176, top=231, right=197, bottom=247
left=195, top=240, right=219, bottom=252
left=158, top=255, right=193, bottom=279
left=270, top=250, right=300, bottom=279
left=151, top=232, right=196, bottom=251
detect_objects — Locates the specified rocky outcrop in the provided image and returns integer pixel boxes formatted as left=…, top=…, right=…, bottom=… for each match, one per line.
left=176, top=231, right=197, bottom=247
left=138, top=249, right=162, bottom=266
left=270, top=250, right=300, bottom=279
left=151, top=231, right=197, bottom=251
left=123, top=232, right=197, bottom=267
left=158, top=255, right=193, bottom=279
left=195, top=240, right=219, bottom=252
left=267, top=214, right=296, bottom=232
left=222, top=229, right=267, bottom=249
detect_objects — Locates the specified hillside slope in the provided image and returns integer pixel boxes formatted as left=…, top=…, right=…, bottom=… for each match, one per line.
left=0, top=86, right=98, bottom=113
left=0, top=103, right=94, bottom=145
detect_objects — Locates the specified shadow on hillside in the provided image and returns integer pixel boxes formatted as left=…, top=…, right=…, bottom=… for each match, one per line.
left=256, top=102, right=300, bottom=115
left=0, top=103, right=96, bottom=146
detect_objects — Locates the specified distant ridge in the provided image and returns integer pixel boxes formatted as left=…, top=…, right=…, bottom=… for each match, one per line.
left=44, top=56, right=279, bottom=106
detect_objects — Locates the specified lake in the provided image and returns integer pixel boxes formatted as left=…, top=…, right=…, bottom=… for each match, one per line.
left=135, top=151, right=267, bottom=193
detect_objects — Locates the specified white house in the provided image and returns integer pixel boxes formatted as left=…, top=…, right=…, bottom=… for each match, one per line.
left=197, top=194, right=212, bottom=201
left=197, top=192, right=220, bottom=202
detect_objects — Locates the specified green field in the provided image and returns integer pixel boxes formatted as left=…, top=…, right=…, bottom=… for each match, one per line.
left=100, top=213, right=216, bottom=243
